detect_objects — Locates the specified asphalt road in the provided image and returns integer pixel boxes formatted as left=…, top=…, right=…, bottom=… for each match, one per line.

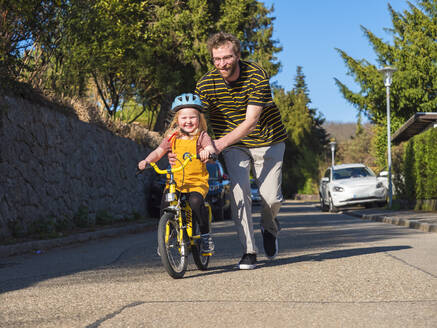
left=1, top=201, right=436, bottom=327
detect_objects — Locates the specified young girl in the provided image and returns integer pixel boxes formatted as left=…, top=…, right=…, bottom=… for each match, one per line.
left=138, top=93, right=216, bottom=254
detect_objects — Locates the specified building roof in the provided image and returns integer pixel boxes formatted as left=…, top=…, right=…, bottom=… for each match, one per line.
left=391, top=112, right=437, bottom=145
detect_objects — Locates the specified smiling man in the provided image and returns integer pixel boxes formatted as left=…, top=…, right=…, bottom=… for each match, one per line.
left=195, top=32, right=287, bottom=270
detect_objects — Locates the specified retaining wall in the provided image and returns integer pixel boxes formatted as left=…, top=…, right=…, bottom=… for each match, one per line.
left=0, top=94, right=152, bottom=239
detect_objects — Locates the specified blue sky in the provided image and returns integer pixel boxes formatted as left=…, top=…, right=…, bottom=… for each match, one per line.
left=261, top=0, right=412, bottom=123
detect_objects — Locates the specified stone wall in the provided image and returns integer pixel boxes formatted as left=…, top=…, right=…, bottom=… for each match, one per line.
left=0, top=94, right=153, bottom=239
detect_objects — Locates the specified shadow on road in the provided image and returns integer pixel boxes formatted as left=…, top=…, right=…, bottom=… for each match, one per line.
left=182, top=245, right=412, bottom=279
left=259, top=245, right=412, bottom=268
left=0, top=201, right=417, bottom=292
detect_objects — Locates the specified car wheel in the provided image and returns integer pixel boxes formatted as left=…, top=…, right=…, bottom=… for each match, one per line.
left=148, top=206, right=160, bottom=219
left=320, top=195, right=329, bottom=212
left=223, top=205, right=232, bottom=220
left=213, top=207, right=224, bottom=221
left=212, top=198, right=224, bottom=221
left=329, top=195, right=338, bottom=213
left=376, top=200, right=387, bottom=208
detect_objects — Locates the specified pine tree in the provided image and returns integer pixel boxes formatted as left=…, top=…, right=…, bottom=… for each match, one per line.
left=335, top=0, right=436, bottom=167
left=275, top=67, right=328, bottom=196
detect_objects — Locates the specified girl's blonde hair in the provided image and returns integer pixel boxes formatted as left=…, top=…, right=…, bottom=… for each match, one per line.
left=165, top=109, right=208, bottom=139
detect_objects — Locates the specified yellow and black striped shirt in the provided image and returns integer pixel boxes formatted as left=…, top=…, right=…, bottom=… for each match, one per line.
left=195, top=60, right=287, bottom=148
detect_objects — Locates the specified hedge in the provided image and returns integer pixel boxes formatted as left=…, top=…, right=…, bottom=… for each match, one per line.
left=395, top=127, right=437, bottom=210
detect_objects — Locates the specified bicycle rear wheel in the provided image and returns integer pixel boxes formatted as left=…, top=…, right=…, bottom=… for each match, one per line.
left=191, top=219, right=209, bottom=271
left=157, top=212, right=188, bottom=279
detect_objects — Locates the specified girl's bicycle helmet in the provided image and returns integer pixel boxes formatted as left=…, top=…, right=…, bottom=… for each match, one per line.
left=171, top=93, right=204, bottom=112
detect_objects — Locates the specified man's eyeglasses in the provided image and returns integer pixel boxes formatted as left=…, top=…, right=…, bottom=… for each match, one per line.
left=212, top=55, right=234, bottom=64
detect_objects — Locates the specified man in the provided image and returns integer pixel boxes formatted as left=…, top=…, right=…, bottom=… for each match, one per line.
left=195, top=32, right=287, bottom=270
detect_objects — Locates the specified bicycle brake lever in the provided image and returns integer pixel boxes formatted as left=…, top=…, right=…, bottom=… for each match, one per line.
left=195, top=153, right=217, bottom=161
left=135, top=169, right=144, bottom=176
left=136, top=163, right=151, bottom=176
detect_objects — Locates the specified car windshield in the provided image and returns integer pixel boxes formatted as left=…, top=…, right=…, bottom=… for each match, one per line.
left=333, top=167, right=374, bottom=180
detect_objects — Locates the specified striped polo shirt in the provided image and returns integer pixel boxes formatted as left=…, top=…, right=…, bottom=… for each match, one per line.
left=195, top=60, right=287, bottom=148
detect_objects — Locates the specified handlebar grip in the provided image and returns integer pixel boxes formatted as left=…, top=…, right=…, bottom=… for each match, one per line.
left=136, top=163, right=151, bottom=176
left=195, top=153, right=217, bottom=161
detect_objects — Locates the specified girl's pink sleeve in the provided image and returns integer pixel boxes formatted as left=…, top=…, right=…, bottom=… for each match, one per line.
left=160, top=138, right=172, bottom=152
left=198, top=131, right=217, bottom=152
left=144, top=138, right=171, bottom=162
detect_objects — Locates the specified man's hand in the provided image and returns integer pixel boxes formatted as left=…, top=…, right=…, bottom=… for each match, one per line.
left=168, top=152, right=177, bottom=166
left=213, top=138, right=226, bottom=154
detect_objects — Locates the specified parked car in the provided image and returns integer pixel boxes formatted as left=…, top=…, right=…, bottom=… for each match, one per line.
left=376, top=170, right=397, bottom=195
left=148, top=174, right=166, bottom=218
left=319, top=163, right=387, bottom=212
left=250, top=178, right=261, bottom=204
left=148, top=160, right=231, bottom=221
left=206, top=161, right=232, bottom=221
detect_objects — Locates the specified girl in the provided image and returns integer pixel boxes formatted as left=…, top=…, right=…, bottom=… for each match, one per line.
left=138, top=93, right=216, bottom=254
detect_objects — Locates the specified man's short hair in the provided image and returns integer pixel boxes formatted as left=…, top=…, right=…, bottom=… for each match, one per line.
left=207, top=32, right=241, bottom=57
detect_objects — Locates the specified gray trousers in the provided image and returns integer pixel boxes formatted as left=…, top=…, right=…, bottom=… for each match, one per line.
left=222, top=142, right=285, bottom=254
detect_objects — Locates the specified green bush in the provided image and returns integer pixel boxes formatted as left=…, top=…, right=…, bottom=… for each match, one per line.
left=8, top=220, right=27, bottom=238
left=73, top=205, right=94, bottom=228
left=395, top=128, right=437, bottom=210
left=29, top=217, right=60, bottom=239
left=30, top=217, right=56, bottom=234
left=96, top=210, right=115, bottom=226
left=128, top=211, right=143, bottom=222
left=55, top=216, right=75, bottom=232
left=403, top=141, right=416, bottom=202
left=414, top=128, right=437, bottom=200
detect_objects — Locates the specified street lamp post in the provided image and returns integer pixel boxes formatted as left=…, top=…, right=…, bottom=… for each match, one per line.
left=378, top=66, right=397, bottom=209
left=329, top=140, right=337, bottom=167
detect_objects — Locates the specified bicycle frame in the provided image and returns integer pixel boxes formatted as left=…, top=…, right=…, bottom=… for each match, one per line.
left=147, top=153, right=214, bottom=279
left=149, top=154, right=202, bottom=248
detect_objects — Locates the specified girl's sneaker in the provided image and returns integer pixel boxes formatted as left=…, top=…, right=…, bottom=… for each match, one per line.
left=200, top=234, right=214, bottom=255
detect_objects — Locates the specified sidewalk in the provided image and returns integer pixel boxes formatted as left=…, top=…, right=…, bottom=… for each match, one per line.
left=344, top=207, right=437, bottom=233
left=0, top=221, right=157, bottom=258
left=1, top=207, right=436, bottom=258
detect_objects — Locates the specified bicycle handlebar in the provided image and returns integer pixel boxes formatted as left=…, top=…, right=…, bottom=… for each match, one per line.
left=136, top=152, right=217, bottom=176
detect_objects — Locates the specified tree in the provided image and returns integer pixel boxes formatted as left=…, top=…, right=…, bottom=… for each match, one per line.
left=53, top=0, right=172, bottom=117
left=335, top=123, right=376, bottom=168
left=0, top=0, right=61, bottom=81
left=2, top=0, right=283, bottom=133
left=275, top=66, right=328, bottom=196
left=335, top=0, right=437, bottom=167
left=154, top=0, right=283, bottom=131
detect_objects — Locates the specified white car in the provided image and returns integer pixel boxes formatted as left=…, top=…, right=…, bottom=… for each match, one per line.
left=250, top=179, right=261, bottom=204
left=319, top=164, right=387, bottom=212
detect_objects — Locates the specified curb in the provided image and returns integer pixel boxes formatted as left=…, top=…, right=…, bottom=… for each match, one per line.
left=347, top=212, right=437, bottom=233
left=0, top=222, right=157, bottom=258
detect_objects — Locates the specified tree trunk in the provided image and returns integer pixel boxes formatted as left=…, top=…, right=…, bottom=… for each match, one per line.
left=153, top=96, right=173, bottom=133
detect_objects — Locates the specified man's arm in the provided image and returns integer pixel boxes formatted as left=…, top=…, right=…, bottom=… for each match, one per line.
left=214, top=104, right=262, bottom=153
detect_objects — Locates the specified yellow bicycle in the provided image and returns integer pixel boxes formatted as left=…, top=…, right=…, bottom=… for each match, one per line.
left=139, top=152, right=214, bottom=279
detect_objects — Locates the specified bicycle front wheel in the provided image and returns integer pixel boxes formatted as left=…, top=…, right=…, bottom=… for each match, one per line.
left=157, top=212, right=188, bottom=279
left=191, top=218, right=210, bottom=271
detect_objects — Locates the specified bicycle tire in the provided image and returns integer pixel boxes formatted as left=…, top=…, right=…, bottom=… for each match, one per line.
left=157, top=212, right=188, bottom=279
left=191, top=218, right=209, bottom=271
